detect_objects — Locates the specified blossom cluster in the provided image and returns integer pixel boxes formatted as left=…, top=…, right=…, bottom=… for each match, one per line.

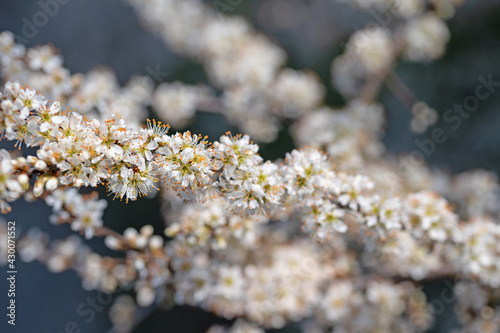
left=164, top=197, right=268, bottom=250
left=331, top=0, right=454, bottom=134
left=125, top=0, right=325, bottom=142
left=2, top=0, right=500, bottom=331
left=46, top=189, right=107, bottom=239
left=0, top=150, right=29, bottom=213
left=0, top=31, right=152, bottom=126
left=291, top=100, right=385, bottom=170
left=0, top=82, right=207, bottom=205
left=450, top=218, right=500, bottom=288
left=452, top=281, right=500, bottom=333
left=3, top=82, right=457, bottom=244
left=0, top=80, right=492, bottom=249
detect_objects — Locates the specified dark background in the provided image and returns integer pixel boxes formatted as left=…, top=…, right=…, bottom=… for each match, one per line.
left=1, top=0, right=500, bottom=332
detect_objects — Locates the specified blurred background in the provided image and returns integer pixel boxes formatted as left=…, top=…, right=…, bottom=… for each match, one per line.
left=1, top=0, right=500, bottom=332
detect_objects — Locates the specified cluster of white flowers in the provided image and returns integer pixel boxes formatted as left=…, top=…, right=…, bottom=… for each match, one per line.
left=165, top=198, right=267, bottom=250
left=450, top=218, right=500, bottom=288
left=0, top=82, right=213, bottom=203
left=80, top=0, right=456, bottom=147
left=154, top=131, right=214, bottom=196
left=44, top=235, right=88, bottom=273
left=216, top=135, right=284, bottom=214
left=6, top=224, right=129, bottom=294
left=276, top=148, right=462, bottom=242
left=0, top=150, right=29, bottom=213
left=403, top=13, right=451, bottom=61
left=167, top=239, right=338, bottom=328
left=331, top=12, right=450, bottom=101
left=109, top=295, right=138, bottom=333
left=222, top=69, right=325, bottom=142
left=0, top=32, right=152, bottom=126
left=331, top=54, right=368, bottom=99
left=333, top=24, right=397, bottom=99
left=10, top=221, right=170, bottom=304
left=446, top=170, right=500, bottom=219
left=319, top=280, right=432, bottom=332
left=0, top=82, right=393, bottom=237
left=357, top=158, right=500, bottom=224
left=452, top=281, right=500, bottom=333
left=4, top=0, right=500, bottom=331
left=376, top=230, right=443, bottom=280
left=152, top=82, right=209, bottom=128
left=345, top=27, right=395, bottom=74
left=292, top=101, right=385, bottom=169
left=46, top=189, right=107, bottom=239
left=125, top=0, right=326, bottom=142
left=1, top=113, right=441, bottom=250
left=329, top=0, right=454, bottom=140
left=403, top=190, right=458, bottom=241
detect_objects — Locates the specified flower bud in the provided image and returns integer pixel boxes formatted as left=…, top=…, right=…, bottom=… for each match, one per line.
left=34, top=160, right=48, bottom=171
left=33, top=179, right=44, bottom=197
left=136, top=286, right=155, bottom=307
left=27, top=155, right=38, bottom=165
left=149, top=235, right=164, bottom=250
left=165, top=224, right=180, bottom=237
left=135, top=236, right=147, bottom=249
left=16, top=157, right=27, bottom=168
left=45, top=177, right=58, bottom=191
left=104, top=236, right=122, bottom=250
left=124, top=228, right=138, bottom=243
left=141, top=225, right=154, bottom=238
left=17, top=174, right=29, bottom=187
